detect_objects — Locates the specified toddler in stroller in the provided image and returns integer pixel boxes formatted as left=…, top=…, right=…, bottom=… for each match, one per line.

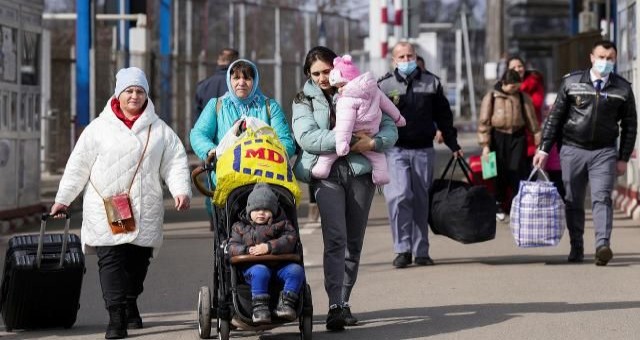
left=228, top=183, right=305, bottom=324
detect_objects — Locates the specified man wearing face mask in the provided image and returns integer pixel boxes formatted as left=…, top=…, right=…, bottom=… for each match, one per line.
left=378, top=42, right=463, bottom=268
left=533, top=40, right=637, bottom=266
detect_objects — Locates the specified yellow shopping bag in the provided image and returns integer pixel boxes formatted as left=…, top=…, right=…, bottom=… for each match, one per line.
left=213, top=126, right=301, bottom=206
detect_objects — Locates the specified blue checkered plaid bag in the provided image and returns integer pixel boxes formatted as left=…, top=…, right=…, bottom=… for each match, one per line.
left=510, top=168, right=566, bottom=247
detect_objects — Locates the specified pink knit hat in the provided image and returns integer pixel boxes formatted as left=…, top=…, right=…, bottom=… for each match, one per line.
left=329, top=55, right=360, bottom=86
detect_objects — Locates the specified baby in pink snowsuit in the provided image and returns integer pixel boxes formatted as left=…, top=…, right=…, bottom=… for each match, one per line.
left=311, top=55, right=406, bottom=184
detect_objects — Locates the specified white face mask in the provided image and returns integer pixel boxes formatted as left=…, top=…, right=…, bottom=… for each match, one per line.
left=593, top=59, right=615, bottom=76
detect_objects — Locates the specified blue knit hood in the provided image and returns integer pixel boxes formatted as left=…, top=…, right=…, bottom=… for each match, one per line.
left=224, top=59, right=266, bottom=116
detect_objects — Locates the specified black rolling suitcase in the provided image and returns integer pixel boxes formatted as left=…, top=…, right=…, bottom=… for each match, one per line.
left=0, top=213, right=85, bottom=331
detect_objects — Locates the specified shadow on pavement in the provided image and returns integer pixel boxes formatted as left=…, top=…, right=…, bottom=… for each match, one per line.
left=1, top=325, right=104, bottom=340
left=258, top=301, right=640, bottom=340
left=298, top=252, right=640, bottom=271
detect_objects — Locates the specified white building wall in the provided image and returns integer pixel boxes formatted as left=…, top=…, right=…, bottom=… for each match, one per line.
left=614, top=0, right=640, bottom=219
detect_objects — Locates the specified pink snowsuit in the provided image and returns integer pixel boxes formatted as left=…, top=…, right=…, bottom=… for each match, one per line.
left=311, top=72, right=406, bottom=184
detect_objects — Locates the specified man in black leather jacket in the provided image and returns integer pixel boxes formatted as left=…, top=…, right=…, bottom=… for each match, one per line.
left=533, top=40, right=637, bottom=266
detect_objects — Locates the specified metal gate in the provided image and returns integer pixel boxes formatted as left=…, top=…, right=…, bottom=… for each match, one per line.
left=0, top=0, right=43, bottom=219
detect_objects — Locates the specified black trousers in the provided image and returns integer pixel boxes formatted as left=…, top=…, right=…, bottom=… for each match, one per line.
left=96, top=244, right=153, bottom=308
left=491, top=129, right=528, bottom=204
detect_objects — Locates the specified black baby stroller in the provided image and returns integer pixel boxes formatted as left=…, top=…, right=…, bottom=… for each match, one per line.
left=192, top=153, right=313, bottom=340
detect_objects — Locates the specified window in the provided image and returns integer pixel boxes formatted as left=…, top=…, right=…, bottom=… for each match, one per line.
left=0, top=90, right=5, bottom=130
left=19, top=92, right=25, bottom=131
left=0, top=26, right=17, bottom=83
left=33, top=94, right=40, bottom=131
left=21, top=31, right=39, bottom=86
left=10, top=92, right=16, bottom=130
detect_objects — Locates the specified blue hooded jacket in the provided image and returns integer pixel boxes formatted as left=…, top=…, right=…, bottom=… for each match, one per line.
left=190, top=59, right=296, bottom=164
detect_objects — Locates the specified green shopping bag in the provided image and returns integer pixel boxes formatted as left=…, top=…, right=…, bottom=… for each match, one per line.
left=481, top=151, right=497, bottom=179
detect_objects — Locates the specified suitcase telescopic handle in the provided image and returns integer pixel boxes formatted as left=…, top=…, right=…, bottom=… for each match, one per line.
left=37, top=212, right=71, bottom=268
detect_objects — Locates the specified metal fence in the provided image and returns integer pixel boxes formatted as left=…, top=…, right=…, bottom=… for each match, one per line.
left=44, top=1, right=362, bottom=172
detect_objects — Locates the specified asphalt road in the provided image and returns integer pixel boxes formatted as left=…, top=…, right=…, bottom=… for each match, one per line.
left=2, top=136, right=640, bottom=339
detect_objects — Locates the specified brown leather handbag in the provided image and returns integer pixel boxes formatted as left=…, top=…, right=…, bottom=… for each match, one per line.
left=90, top=126, right=151, bottom=234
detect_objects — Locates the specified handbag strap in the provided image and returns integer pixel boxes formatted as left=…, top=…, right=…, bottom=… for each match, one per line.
left=527, top=167, right=550, bottom=182
left=90, top=125, right=152, bottom=198
left=439, top=155, right=474, bottom=183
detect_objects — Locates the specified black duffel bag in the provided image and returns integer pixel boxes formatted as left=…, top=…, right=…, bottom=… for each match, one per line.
left=428, top=156, right=497, bottom=244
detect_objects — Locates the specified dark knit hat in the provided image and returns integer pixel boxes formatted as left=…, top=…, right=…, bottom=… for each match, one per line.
left=246, top=183, right=278, bottom=214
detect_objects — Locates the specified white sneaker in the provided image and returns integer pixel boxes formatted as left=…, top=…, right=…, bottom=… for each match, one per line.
left=496, top=212, right=506, bottom=221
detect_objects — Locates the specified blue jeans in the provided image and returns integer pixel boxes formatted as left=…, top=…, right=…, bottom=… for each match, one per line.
left=243, top=263, right=305, bottom=297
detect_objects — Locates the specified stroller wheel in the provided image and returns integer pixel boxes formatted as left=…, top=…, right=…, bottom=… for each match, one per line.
left=299, top=314, right=312, bottom=340
left=217, top=317, right=230, bottom=340
left=197, top=286, right=212, bottom=339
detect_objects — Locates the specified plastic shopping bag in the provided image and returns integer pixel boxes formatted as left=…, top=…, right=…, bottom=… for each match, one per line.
left=481, top=151, right=497, bottom=179
left=510, top=168, right=565, bottom=247
left=214, top=126, right=301, bottom=206
left=215, top=117, right=270, bottom=157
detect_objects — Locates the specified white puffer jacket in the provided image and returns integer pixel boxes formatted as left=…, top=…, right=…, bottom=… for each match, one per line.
left=55, top=99, right=192, bottom=255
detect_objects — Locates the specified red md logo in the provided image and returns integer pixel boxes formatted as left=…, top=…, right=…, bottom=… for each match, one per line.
left=245, top=148, right=285, bottom=163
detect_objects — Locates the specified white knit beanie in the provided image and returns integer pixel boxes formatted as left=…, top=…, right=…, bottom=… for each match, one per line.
left=114, top=67, right=149, bottom=98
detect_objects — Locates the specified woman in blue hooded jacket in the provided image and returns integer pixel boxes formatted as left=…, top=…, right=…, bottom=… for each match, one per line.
left=190, top=59, right=296, bottom=164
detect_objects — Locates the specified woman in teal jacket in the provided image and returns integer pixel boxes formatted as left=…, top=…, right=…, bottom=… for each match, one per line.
left=292, top=46, right=398, bottom=331
left=191, top=59, right=295, bottom=222
left=190, top=59, right=295, bottom=162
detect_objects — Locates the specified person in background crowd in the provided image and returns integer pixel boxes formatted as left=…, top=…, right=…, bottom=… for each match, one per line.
left=193, top=48, right=239, bottom=122
left=50, top=67, right=192, bottom=339
left=292, top=46, right=399, bottom=331
left=378, top=41, right=463, bottom=269
left=533, top=40, right=637, bottom=266
left=478, top=69, right=541, bottom=221
left=507, top=56, right=545, bottom=163
left=540, top=96, right=566, bottom=201
left=416, top=55, right=426, bottom=72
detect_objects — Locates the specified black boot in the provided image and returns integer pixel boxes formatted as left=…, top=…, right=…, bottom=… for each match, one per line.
left=252, top=294, right=271, bottom=324
left=325, top=305, right=345, bottom=331
left=342, top=304, right=359, bottom=326
left=275, top=291, right=298, bottom=321
left=126, top=298, right=143, bottom=329
left=105, top=304, right=128, bottom=339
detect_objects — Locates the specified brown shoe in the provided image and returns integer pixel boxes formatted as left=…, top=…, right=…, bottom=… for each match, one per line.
left=595, top=245, right=613, bottom=266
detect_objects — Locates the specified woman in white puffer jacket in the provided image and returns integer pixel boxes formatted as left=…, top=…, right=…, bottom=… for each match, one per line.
left=50, top=67, right=191, bottom=339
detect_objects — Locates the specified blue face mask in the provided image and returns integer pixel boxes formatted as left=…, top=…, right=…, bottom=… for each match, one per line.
left=593, top=59, right=615, bottom=76
left=397, top=60, right=418, bottom=75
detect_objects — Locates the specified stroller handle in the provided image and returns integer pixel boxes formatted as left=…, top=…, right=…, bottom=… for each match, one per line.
left=191, top=153, right=217, bottom=197
left=230, top=254, right=302, bottom=265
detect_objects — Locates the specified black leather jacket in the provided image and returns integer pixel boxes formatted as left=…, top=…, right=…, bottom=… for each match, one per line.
left=541, top=70, right=637, bottom=161
left=378, top=69, right=460, bottom=151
